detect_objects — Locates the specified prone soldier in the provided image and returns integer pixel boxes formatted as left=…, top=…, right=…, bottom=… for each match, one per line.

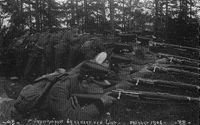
left=12, top=53, right=132, bottom=122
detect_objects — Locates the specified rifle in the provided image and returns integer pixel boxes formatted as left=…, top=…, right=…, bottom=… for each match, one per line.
left=128, top=78, right=200, bottom=97
left=153, top=64, right=200, bottom=74
left=129, top=78, right=200, bottom=91
left=147, top=65, right=199, bottom=77
left=73, top=89, right=200, bottom=104
left=157, top=53, right=200, bottom=64
left=150, top=41, right=200, bottom=52
left=137, top=36, right=151, bottom=46
left=157, top=56, right=199, bottom=67
left=111, top=89, right=200, bottom=103
left=110, top=54, right=133, bottom=64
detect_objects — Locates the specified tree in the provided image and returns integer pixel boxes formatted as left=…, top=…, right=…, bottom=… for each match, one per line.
left=109, top=0, right=115, bottom=35
left=0, top=0, right=199, bottom=47
left=153, top=0, right=199, bottom=46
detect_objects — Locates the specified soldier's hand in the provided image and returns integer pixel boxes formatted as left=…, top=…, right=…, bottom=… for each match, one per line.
left=70, top=96, right=81, bottom=109
left=115, top=81, right=133, bottom=90
left=100, top=92, right=117, bottom=107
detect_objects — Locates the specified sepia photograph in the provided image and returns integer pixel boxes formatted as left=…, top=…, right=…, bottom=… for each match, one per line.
left=0, top=0, right=199, bottom=124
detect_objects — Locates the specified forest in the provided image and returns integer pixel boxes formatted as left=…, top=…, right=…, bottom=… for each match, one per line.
left=0, top=0, right=200, bottom=124
left=0, top=0, right=200, bottom=47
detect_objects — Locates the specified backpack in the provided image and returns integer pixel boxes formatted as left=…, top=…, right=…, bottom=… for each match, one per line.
left=13, top=71, right=67, bottom=119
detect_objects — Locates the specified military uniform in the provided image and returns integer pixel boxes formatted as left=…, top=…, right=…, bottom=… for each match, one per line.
left=40, top=74, right=103, bottom=121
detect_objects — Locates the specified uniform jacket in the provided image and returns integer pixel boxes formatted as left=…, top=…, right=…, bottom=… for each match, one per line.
left=41, top=74, right=103, bottom=121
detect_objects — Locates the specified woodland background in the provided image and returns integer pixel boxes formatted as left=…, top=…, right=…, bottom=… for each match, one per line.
left=0, top=1, right=199, bottom=123
left=0, top=0, right=200, bottom=47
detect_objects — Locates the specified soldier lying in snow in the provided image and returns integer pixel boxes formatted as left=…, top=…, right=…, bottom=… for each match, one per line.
left=12, top=52, right=132, bottom=121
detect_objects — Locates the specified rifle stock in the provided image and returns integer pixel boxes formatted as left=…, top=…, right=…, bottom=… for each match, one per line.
left=129, top=78, right=200, bottom=91
left=157, top=53, right=200, bottom=64
left=73, top=89, right=200, bottom=104
left=151, top=42, right=200, bottom=52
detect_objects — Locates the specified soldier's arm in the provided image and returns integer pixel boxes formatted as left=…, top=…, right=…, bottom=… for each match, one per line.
left=46, top=78, right=102, bottom=121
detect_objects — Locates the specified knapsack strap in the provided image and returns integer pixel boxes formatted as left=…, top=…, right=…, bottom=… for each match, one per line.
left=35, top=73, right=68, bottom=109
left=14, top=72, right=68, bottom=119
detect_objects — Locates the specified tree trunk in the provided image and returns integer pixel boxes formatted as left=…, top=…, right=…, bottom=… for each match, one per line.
left=154, top=0, right=159, bottom=36
left=41, top=0, right=45, bottom=30
left=109, top=0, right=115, bottom=36
left=102, top=0, right=106, bottom=23
left=123, top=0, right=125, bottom=32
left=75, top=0, right=79, bottom=26
left=101, top=0, right=106, bottom=34
left=47, top=0, right=52, bottom=30
left=20, top=0, right=23, bottom=13
left=35, top=0, right=40, bottom=31
left=128, top=0, right=133, bottom=31
left=84, top=0, right=88, bottom=32
left=71, top=0, right=75, bottom=26
left=29, top=0, right=32, bottom=32
left=165, top=0, right=169, bottom=41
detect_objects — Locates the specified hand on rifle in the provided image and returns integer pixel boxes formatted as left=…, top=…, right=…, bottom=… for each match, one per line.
left=70, top=96, right=81, bottom=109
left=114, top=81, right=133, bottom=90
left=100, top=92, right=117, bottom=107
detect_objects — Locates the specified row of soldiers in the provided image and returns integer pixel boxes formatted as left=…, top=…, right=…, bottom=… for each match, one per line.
left=11, top=37, right=200, bottom=123
left=1, top=30, right=199, bottom=123
left=8, top=32, right=156, bottom=122
left=11, top=43, right=141, bottom=122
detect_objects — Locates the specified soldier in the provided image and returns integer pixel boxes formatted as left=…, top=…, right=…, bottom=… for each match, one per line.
left=39, top=74, right=115, bottom=121
left=13, top=53, right=132, bottom=122
left=40, top=60, right=131, bottom=121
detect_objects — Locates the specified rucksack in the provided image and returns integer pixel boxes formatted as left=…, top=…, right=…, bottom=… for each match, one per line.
left=13, top=71, right=67, bottom=119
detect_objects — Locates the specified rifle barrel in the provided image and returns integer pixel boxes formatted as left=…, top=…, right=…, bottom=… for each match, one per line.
left=130, top=78, right=200, bottom=90
left=151, top=42, right=200, bottom=52
left=73, top=94, right=102, bottom=100
left=73, top=89, right=200, bottom=103
left=112, top=90, right=200, bottom=102
left=158, top=53, right=200, bottom=63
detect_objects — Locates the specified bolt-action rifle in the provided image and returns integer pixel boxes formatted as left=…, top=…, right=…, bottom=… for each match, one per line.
left=73, top=89, right=200, bottom=104
left=150, top=41, right=200, bottom=52
left=157, top=53, right=200, bottom=64
left=147, top=65, right=199, bottom=77
left=153, top=64, right=199, bottom=74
